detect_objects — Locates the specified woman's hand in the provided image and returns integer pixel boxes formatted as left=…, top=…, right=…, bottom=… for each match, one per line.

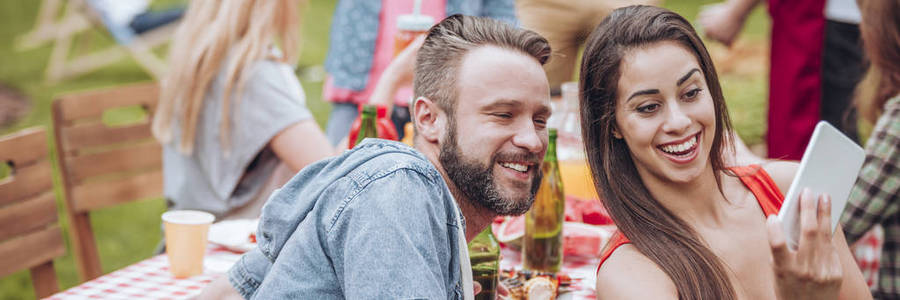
left=767, top=188, right=843, bottom=300
left=369, top=34, right=427, bottom=117
left=697, top=0, right=759, bottom=47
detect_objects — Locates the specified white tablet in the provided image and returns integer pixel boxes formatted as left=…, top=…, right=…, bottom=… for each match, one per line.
left=777, top=121, right=865, bottom=250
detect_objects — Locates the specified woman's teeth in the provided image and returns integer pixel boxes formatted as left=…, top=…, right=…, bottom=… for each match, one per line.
left=660, top=135, right=697, bottom=155
left=500, top=162, right=529, bottom=173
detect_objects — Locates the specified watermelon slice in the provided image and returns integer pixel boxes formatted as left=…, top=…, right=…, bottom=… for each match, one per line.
left=493, top=215, right=525, bottom=249
left=492, top=196, right=616, bottom=257
left=562, top=222, right=615, bottom=257
left=492, top=216, right=616, bottom=258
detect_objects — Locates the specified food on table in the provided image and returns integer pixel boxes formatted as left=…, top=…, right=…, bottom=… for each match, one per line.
left=499, top=269, right=568, bottom=300
left=524, top=276, right=557, bottom=300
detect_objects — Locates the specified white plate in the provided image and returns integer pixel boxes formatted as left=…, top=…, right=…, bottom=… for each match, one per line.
left=208, top=219, right=259, bottom=253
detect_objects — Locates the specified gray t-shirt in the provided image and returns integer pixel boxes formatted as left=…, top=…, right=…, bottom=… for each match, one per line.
left=162, top=59, right=312, bottom=218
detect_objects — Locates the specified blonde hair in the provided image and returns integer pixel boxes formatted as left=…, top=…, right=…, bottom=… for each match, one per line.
left=153, top=0, right=303, bottom=154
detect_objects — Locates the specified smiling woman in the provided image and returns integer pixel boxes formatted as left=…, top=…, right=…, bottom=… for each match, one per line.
left=580, top=5, right=871, bottom=300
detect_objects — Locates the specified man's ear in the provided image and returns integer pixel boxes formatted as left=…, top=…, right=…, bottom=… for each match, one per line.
left=412, top=96, right=444, bottom=143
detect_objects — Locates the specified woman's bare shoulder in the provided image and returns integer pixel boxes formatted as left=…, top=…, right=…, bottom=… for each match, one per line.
left=761, top=160, right=799, bottom=193
left=596, top=244, right=678, bottom=299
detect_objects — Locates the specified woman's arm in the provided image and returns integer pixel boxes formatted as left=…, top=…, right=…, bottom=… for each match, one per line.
left=698, top=0, right=763, bottom=46
left=269, top=119, right=336, bottom=173
left=833, top=224, right=874, bottom=300
left=369, top=35, right=424, bottom=118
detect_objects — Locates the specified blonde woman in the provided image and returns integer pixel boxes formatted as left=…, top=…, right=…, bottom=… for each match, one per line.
left=152, top=0, right=334, bottom=219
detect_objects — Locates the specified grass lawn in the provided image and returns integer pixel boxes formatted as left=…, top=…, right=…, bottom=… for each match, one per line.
left=0, top=1, right=769, bottom=299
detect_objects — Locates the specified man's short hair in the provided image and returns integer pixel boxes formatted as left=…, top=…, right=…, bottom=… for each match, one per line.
left=414, top=15, right=551, bottom=115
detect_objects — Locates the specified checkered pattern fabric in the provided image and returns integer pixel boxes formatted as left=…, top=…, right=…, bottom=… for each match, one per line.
left=46, top=228, right=883, bottom=299
left=840, top=95, right=900, bottom=297
left=47, top=246, right=240, bottom=300
left=850, top=226, right=883, bottom=288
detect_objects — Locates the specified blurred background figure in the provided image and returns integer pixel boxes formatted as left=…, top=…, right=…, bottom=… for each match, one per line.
left=840, top=0, right=900, bottom=297
left=700, top=0, right=847, bottom=160
left=821, top=0, right=863, bottom=142
left=515, top=0, right=659, bottom=96
left=322, top=0, right=517, bottom=146
left=152, top=0, right=335, bottom=220
left=85, top=0, right=186, bottom=45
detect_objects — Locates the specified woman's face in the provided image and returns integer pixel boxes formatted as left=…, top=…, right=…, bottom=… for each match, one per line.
left=613, top=41, right=717, bottom=184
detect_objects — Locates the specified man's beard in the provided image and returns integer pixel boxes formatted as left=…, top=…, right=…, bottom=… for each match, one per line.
left=438, top=120, right=542, bottom=216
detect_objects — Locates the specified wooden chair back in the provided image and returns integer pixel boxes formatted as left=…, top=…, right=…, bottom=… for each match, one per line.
left=0, top=127, right=65, bottom=298
left=52, top=82, right=162, bottom=281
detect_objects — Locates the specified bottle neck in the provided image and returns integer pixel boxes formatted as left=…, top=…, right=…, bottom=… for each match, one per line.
left=544, top=137, right=557, bottom=163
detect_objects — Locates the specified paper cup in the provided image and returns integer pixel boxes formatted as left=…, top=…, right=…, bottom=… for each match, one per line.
left=162, top=210, right=215, bottom=278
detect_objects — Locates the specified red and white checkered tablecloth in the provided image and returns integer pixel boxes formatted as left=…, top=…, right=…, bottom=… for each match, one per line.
left=46, top=245, right=241, bottom=300
left=44, top=227, right=883, bottom=299
left=851, top=226, right=883, bottom=289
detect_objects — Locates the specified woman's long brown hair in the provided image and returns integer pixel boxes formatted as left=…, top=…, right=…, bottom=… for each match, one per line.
left=855, top=0, right=900, bottom=122
left=579, top=6, right=736, bottom=299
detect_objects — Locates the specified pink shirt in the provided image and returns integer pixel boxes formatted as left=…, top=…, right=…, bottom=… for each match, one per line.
left=324, top=0, right=446, bottom=106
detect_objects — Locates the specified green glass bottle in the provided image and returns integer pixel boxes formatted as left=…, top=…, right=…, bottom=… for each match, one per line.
left=469, top=226, right=500, bottom=300
left=353, top=105, right=379, bottom=148
left=523, top=128, right=565, bottom=272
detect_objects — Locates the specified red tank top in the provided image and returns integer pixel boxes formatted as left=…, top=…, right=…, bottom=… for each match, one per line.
left=596, top=165, right=784, bottom=271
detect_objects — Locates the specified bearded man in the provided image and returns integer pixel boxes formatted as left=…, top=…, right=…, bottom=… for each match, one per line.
left=201, top=14, right=551, bottom=299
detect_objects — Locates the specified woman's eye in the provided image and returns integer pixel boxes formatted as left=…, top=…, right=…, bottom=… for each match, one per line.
left=636, top=104, right=659, bottom=113
left=683, top=88, right=702, bottom=100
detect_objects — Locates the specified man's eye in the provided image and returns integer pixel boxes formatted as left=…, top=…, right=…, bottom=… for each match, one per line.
left=683, top=88, right=702, bottom=100
left=493, top=113, right=513, bottom=119
left=636, top=104, right=659, bottom=113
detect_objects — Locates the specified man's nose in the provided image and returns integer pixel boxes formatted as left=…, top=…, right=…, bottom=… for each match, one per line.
left=512, top=123, right=545, bottom=154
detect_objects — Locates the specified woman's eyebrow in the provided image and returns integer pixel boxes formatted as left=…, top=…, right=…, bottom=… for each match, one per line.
left=677, top=68, right=701, bottom=86
left=627, top=89, right=660, bottom=102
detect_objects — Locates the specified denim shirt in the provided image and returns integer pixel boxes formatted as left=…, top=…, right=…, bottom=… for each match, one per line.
left=324, top=0, right=517, bottom=91
left=228, top=139, right=467, bottom=299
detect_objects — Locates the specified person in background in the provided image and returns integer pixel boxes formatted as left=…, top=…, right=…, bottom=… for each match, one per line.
left=152, top=0, right=335, bottom=220
left=821, top=0, right=864, bottom=142
left=582, top=6, right=870, bottom=299
left=198, top=14, right=551, bottom=299
left=85, top=0, right=186, bottom=45
left=322, top=0, right=517, bottom=145
left=699, top=0, right=826, bottom=160
left=514, top=0, right=658, bottom=96
left=839, top=0, right=900, bottom=297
